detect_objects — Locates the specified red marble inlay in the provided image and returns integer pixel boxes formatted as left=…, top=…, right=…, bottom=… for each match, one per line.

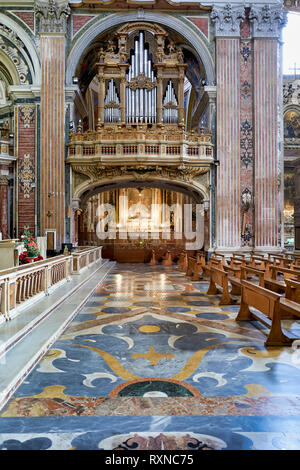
left=11, top=11, right=35, bottom=32
left=72, top=15, right=95, bottom=36
left=187, top=17, right=208, bottom=39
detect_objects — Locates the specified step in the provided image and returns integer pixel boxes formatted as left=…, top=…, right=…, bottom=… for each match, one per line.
left=0, top=259, right=115, bottom=411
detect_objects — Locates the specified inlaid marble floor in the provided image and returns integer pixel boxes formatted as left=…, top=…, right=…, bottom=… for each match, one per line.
left=1, top=263, right=300, bottom=450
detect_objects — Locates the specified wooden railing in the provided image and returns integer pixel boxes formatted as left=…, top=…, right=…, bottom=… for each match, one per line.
left=0, top=246, right=103, bottom=323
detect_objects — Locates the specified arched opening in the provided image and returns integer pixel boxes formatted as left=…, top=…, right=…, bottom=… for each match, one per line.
left=67, top=17, right=214, bottom=259
left=70, top=20, right=209, bottom=133
left=75, top=180, right=208, bottom=262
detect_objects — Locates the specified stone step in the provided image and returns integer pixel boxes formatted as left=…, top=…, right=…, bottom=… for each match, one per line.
left=0, top=259, right=115, bottom=411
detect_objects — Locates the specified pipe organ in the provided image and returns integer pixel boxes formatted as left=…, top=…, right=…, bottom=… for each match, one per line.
left=104, top=79, right=121, bottom=123
left=67, top=22, right=214, bottom=173
left=126, top=31, right=157, bottom=124
left=96, top=22, right=187, bottom=129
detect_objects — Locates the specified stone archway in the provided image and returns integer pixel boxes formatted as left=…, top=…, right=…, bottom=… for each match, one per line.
left=71, top=173, right=210, bottom=261
left=66, top=10, right=214, bottom=87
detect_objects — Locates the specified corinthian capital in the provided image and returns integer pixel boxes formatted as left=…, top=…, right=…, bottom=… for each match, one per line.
left=249, top=4, right=287, bottom=38
left=35, top=0, right=71, bottom=34
left=211, top=3, right=245, bottom=37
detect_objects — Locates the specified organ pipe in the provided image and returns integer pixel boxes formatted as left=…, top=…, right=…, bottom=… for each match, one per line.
left=126, top=31, right=157, bottom=124
left=104, top=79, right=120, bottom=123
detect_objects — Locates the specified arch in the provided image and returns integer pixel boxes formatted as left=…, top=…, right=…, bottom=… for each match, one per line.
left=0, top=50, right=20, bottom=85
left=73, top=175, right=210, bottom=207
left=66, top=11, right=214, bottom=86
left=0, top=13, right=41, bottom=85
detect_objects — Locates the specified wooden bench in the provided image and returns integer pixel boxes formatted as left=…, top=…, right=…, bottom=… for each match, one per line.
left=264, top=266, right=300, bottom=294
left=150, top=249, right=157, bottom=266
left=223, top=265, right=265, bottom=299
left=285, top=278, right=300, bottom=303
left=178, top=251, right=188, bottom=272
left=162, top=250, right=172, bottom=266
left=235, top=280, right=296, bottom=347
left=230, top=254, right=246, bottom=268
left=186, top=256, right=204, bottom=281
left=249, top=255, right=271, bottom=273
left=267, top=254, right=291, bottom=268
left=207, top=266, right=233, bottom=305
left=291, top=254, right=300, bottom=267
left=277, top=279, right=300, bottom=319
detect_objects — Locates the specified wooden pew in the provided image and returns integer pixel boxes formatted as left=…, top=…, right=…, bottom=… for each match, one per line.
left=285, top=278, right=300, bottom=303
left=277, top=279, right=300, bottom=319
left=162, top=250, right=172, bottom=266
left=207, top=266, right=233, bottom=305
left=279, top=296, right=300, bottom=322
left=230, top=254, right=246, bottom=268
left=186, top=256, right=204, bottom=281
left=223, top=265, right=265, bottom=300
left=249, top=255, right=270, bottom=272
left=150, top=249, right=157, bottom=266
left=178, top=251, right=188, bottom=272
left=291, top=254, right=300, bottom=268
left=264, top=266, right=300, bottom=294
left=268, top=254, right=291, bottom=268
left=207, top=254, right=226, bottom=267
left=235, top=280, right=295, bottom=347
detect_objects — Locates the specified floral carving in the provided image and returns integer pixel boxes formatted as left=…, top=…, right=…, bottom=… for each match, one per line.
left=19, top=105, right=35, bottom=128
left=240, top=120, right=253, bottom=168
left=35, top=0, right=70, bottom=33
left=211, top=3, right=245, bottom=37
left=19, top=153, right=35, bottom=199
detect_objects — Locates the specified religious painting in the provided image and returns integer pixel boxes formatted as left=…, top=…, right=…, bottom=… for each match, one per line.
left=284, top=109, right=300, bottom=138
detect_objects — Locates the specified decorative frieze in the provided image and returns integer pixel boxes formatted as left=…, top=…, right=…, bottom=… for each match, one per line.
left=35, top=0, right=71, bottom=34
left=0, top=24, right=24, bottom=49
left=72, top=164, right=210, bottom=194
left=17, top=105, right=36, bottom=236
left=18, top=153, right=35, bottom=199
left=210, top=3, right=245, bottom=37
left=19, top=105, right=35, bottom=128
left=0, top=175, right=9, bottom=186
left=0, top=36, right=29, bottom=84
left=240, top=119, right=253, bottom=168
left=239, top=17, right=254, bottom=247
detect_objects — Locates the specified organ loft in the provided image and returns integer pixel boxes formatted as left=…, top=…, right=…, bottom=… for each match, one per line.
left=67, top=21, right=213, bottom=259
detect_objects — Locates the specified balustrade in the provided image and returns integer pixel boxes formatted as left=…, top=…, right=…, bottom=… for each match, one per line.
left=0, top=246, right=103, bottom=322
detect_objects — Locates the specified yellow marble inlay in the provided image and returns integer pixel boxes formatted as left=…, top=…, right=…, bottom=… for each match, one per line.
left=139, top=325, right=161, bottom=333
left=131, top=345, right=174, bottom=366
left=43, top=349, right=62, bottom=359
left=243, top=384, right=272, bottom=396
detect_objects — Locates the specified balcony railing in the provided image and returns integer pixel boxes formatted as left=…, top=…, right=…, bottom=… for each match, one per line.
left=67, top=126, right=214, bottom=166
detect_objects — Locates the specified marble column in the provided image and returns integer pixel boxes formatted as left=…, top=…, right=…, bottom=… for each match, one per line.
left=250, top=4, right=286, bottom=251
left=36, top=0, right=70, bottom=252
left=211, top=4, right=245, bottom=251
left=204, top=85, right=216, bottom=251
left=294, top=158, right=300, bottom=252
left=0, top=175, right=9, bottom=239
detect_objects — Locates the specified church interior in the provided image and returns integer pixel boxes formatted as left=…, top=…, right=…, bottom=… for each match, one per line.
left=0, top=0, right=300, bottom=453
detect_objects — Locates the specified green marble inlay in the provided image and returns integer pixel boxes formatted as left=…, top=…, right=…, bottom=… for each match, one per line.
left=117, top=380, right=194, bottom=397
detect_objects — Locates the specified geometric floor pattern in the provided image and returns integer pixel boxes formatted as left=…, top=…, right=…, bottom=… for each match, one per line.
left=1, top=263, right=300, bottom=450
